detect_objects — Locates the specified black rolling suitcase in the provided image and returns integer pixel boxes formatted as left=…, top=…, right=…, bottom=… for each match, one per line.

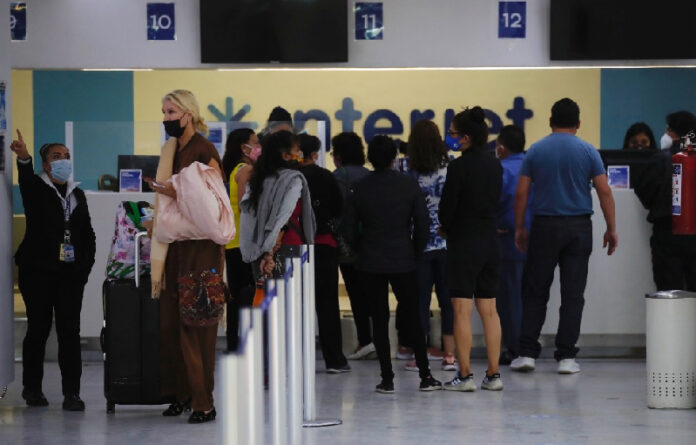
left=101, top=231, right=173, bottom=413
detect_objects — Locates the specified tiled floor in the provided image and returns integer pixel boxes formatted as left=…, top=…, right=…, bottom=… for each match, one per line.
left=0, top=359, right=694, bottom=444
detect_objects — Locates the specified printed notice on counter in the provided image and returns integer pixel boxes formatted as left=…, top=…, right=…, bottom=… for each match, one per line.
left=207, top=122, right=227, bottom=159
left=120, top=169, right=143, bottom=192
left=607, top=165, right=629, bottom=189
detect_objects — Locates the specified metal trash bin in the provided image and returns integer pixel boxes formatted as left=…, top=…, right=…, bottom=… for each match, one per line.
left=646, top=290, right=696, bottom=409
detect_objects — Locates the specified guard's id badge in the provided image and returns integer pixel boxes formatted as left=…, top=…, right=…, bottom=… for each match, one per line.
left=59, top=243, right=75, bottom=262
left=60, top=230, right=75, bottom=263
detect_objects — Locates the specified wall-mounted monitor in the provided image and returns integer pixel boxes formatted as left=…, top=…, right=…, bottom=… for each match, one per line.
left=550, top=0, right=696, bottom=60
left=200, top=0, right=348, bottom=63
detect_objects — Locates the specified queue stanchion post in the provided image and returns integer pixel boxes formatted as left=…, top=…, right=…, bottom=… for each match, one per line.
left=249, top=308, right=264, bottom=444
left=301, top=244, right=342, bottom=428
left=286, top=257, right=304, bottom=445
left=220, top=306, right=264, bottom=445
left=268, top=278, right=288, bottom=445
left=220, top=350, right=241, bottom=445
left=301, top=245, right=316, bottom=420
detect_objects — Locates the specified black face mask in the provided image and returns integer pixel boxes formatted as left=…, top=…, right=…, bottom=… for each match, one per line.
left=163, top=119, right=185, bottom=138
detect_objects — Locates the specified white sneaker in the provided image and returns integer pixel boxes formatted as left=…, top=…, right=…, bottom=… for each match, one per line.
left=395, top=347, right=415, bottom=360
left=557, top=358, right=580, bottom=374
left=346, top=342, right=376, bottom=360
left=510, top=356, right=536, bottom=372
left=443, top=373, right=476, bottom=392
left=481, top=372, right=504, bottom=391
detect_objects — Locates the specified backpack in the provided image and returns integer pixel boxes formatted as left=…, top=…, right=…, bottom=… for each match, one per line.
left=105, top=201, right=152, bottom=279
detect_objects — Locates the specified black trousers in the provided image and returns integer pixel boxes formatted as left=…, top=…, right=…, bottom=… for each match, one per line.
left=340, top=263, right=372, bottom=347
left=314, top=245, right=348, bottom=368
left=225, top=248, right=255, bottom=351
left=19, top=264, right=85, bottom=395
left=519, top=216, right=592, bottom=361
left=650, top=228, right=696, bottom=291
left=363, top=271, right=430, bottom=380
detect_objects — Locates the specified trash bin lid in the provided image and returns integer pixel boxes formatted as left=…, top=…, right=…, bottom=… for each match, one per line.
left=645, top=290, right=696, bottom=299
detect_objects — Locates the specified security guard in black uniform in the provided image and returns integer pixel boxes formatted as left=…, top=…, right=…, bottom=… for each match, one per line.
left=11, top=129, right=96, bottom=411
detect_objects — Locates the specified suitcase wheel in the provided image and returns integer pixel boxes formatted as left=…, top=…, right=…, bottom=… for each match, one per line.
left=106, top=401, right=115, bottom=414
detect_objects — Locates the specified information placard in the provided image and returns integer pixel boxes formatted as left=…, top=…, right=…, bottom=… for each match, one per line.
left=147, top=3, right=176, bottom=41
left=498, top=1, right=526, bottom=39
left=120, top=169, right=143, bottom=193
left=608, top=165, right=630, bottom=189
left=355, top=2, right=383, bottom=40
left=207, top=122, right=228, bottom=159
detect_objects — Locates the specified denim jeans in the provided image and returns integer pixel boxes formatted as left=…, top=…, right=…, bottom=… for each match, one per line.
left=518, top=216, right=592, bottom=360
left=497, top=260, right=524, bottom=357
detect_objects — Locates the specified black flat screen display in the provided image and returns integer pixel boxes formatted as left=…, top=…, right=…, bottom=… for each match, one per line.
left=550, top=0, right=696, bottom=60
left=200, top=0, right=348, bottom=63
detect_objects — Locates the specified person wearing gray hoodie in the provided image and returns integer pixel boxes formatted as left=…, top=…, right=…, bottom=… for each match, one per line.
left=239, top=131, right=316, bottom=280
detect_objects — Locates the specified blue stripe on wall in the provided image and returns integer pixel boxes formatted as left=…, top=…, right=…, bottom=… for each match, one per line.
left=33, top=71, right=134, bottom=192
left=12, top=185, right=22, bottom=214
left=600, top=68, right=696, bottom=149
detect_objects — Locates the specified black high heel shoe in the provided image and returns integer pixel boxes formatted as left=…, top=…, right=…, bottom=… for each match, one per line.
left=162, top=399, right=192, bottom=416
left=188, top=407, right=216, bottom=424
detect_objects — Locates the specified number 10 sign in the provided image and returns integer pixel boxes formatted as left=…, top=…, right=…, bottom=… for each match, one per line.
left=498, top=1, right=526, bottom=39
left=147, top=3, right=175, bottom=40
left=355, top=2, right=383, bottom=40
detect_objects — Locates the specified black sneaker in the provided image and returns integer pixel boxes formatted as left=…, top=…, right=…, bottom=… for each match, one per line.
left=326, top=364, right=352, bottom=374
left=22, top=389, right=48, bottom=407
left=499, top=350, right=514, bottom=366
left=162, top=399, right=192, bottom=416
left=62, top=394, right=85, bottom=411
left=188, top=407, right=216, bottom=424
left=375, top=380, right=394, bottom=394
left=419, top=375, right=442, bottom=391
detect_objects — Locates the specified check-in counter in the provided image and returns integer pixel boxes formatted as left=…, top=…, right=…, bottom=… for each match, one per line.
left=81, top=189, right=655, bottom=347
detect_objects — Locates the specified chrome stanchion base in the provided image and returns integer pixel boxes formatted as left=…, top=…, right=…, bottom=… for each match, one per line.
left=303, top=419, right=343, bottom=428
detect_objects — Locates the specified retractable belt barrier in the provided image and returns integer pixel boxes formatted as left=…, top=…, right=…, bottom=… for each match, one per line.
left=220, top=244, right=341, bottom=445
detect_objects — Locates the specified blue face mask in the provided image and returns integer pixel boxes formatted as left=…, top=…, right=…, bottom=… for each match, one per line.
left=445, top=133, right=462, bottom=151
left=50, top=159, right=72, bottom=182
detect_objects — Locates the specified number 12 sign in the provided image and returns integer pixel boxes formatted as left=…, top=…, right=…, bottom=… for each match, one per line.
left=498, top=1, right=526, bottom=39
left=355, top=2, right=383, bottom=40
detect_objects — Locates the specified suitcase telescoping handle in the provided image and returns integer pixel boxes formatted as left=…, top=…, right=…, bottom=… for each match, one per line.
left=134, top=231, right=147, bottom=288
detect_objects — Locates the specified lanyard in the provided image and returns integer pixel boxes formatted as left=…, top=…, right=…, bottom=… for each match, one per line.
left=62, top=192, right=72, bottom=243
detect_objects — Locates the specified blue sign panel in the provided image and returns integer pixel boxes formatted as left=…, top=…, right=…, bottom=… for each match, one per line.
left=498, top=1, right=526, bottom=39
left=147, top=3, right=175, bottom=40
left=10, top=3, right=27, bottom=42
left=355, top=2, right=383, bottom=40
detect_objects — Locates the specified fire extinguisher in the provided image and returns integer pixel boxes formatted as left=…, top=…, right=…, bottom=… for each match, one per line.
left=672, top=132, right=696, bottom=235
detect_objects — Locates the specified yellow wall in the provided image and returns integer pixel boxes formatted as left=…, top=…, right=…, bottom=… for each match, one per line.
left=10, top=69, right=33, bottom=185
left=133, top=69, right=601, bottom=157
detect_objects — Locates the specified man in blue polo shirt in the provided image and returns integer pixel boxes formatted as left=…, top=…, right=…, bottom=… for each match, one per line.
left=510, top=98, right=618, bottom=375
left=495, top=125, right=531, bottom=365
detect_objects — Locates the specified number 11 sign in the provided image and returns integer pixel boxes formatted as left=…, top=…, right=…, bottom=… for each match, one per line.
left=498, top=1, right=526, bottom=39
left=355, top=2, right=383, bottom=40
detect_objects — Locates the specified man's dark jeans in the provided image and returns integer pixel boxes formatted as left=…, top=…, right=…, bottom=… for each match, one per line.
left=518, top=216, right=592, bottom=361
